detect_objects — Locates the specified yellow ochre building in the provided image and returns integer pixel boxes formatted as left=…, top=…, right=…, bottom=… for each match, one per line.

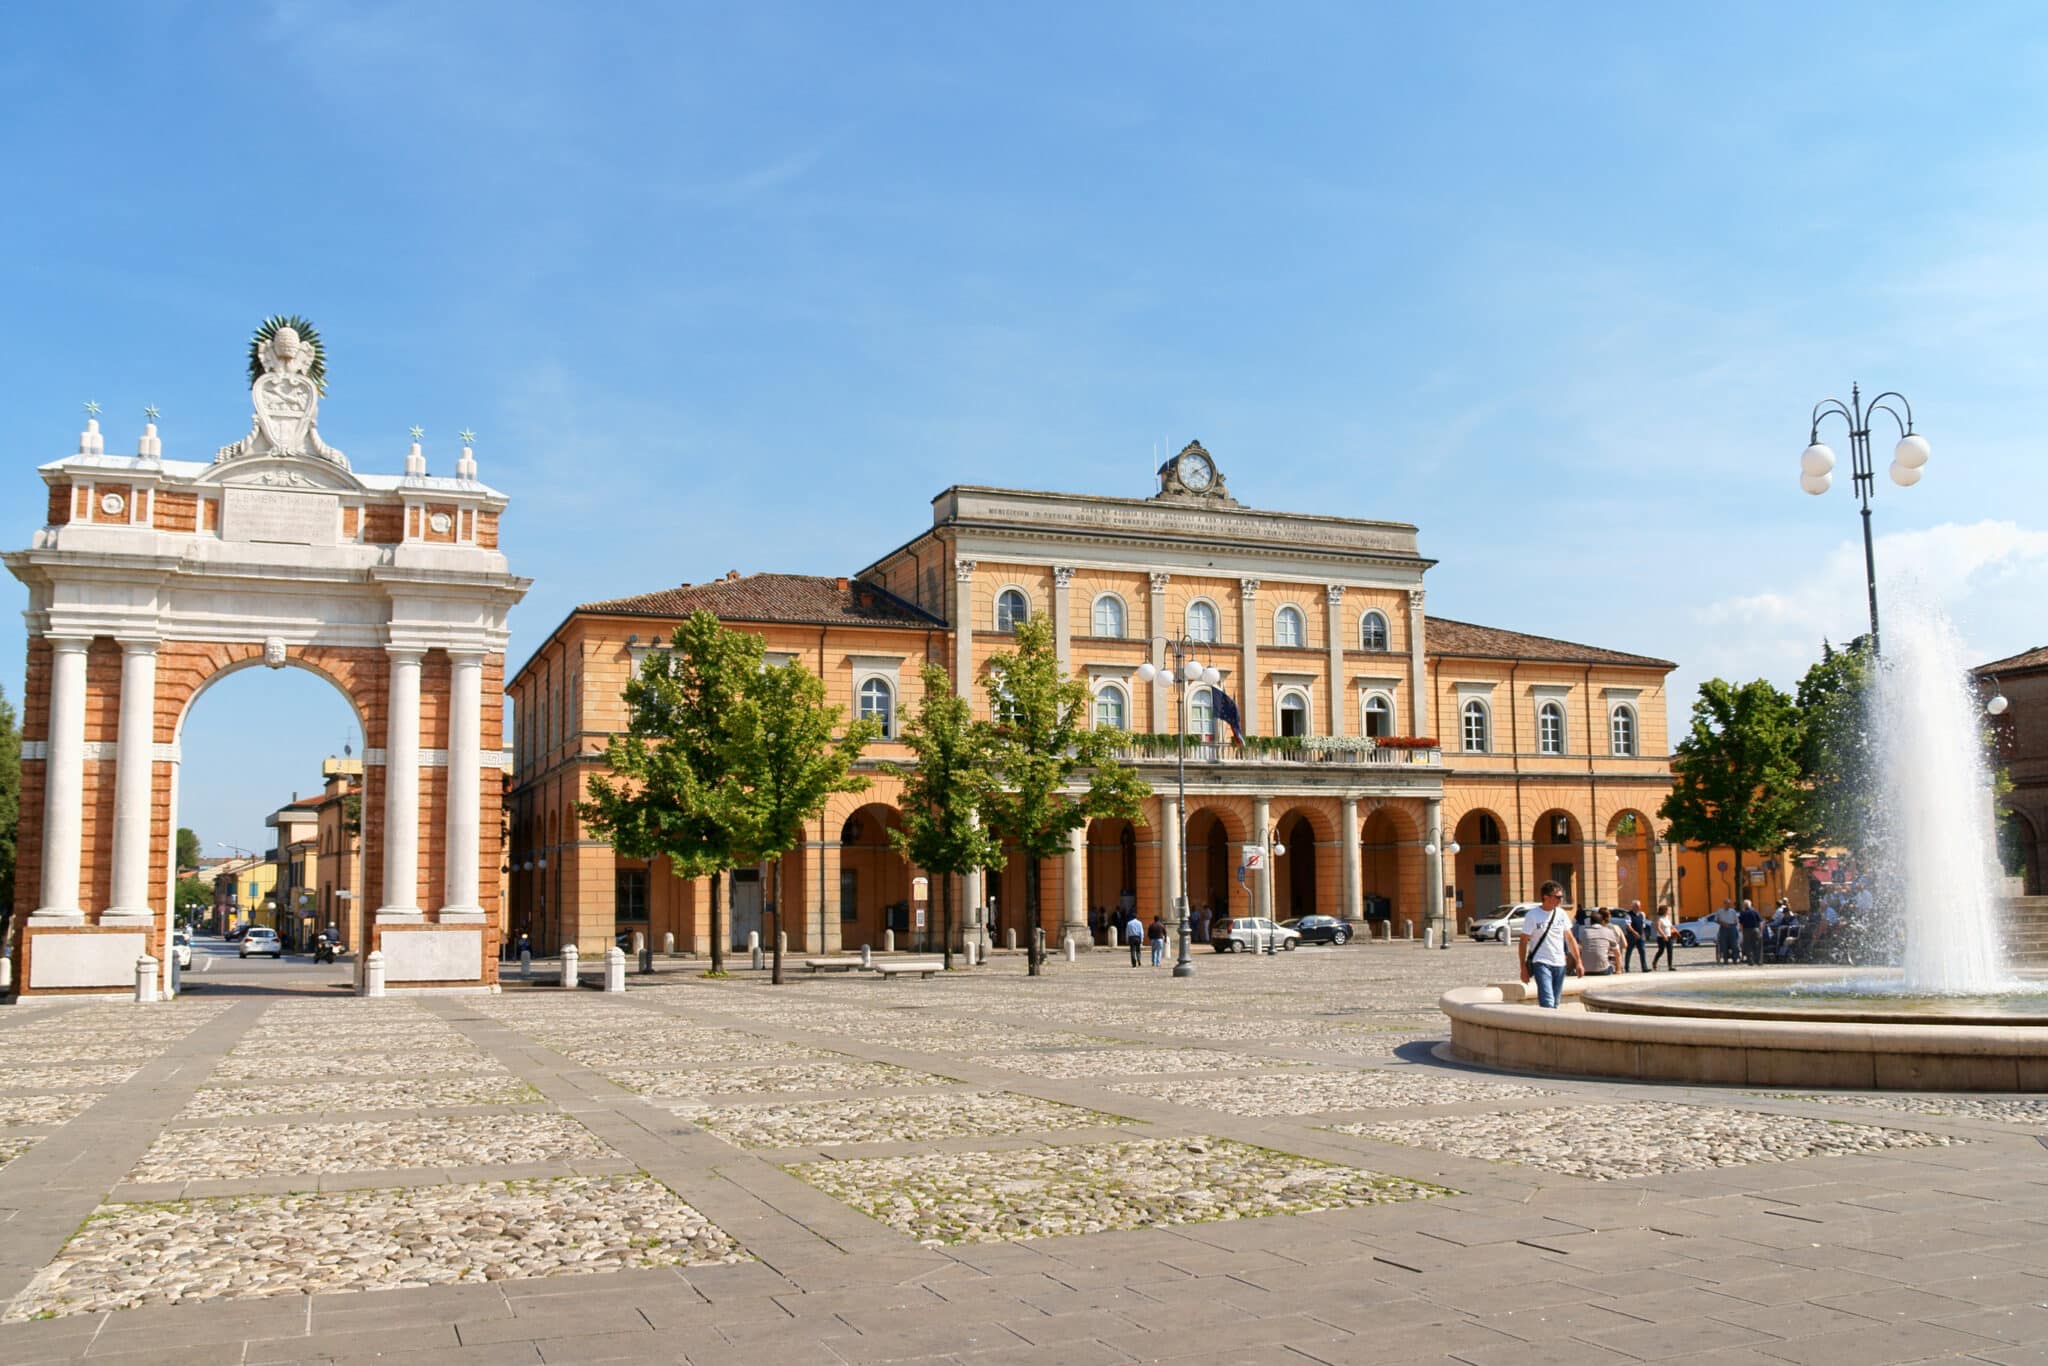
left=507, top=443, right=1678, bottom=957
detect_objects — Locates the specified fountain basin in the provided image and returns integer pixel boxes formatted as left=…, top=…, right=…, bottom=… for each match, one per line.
left=1441, top=970, right=2048, bottom=1091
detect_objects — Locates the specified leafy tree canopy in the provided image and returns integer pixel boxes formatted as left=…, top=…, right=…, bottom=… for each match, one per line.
left=1659, top=677, right=1804, bottom=884
left=884, top=664, right=1003, bottom=969
left=177, top=827, right=202, bottom=871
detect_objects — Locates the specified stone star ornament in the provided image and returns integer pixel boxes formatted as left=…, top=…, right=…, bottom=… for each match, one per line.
left=144, top=405, right=160, bottom=421
left=458, top=428, right=476, bottom=446
left=409, top=425, right=424, bottom=442
left=83, top=400, right=100, bottom=417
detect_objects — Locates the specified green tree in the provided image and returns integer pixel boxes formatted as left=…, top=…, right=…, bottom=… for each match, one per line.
left=176, top=827, right=202, bottom=871
left=1793, top=637, right=1874, bottom=854
left=884, top=664, right=1003, bottom=971
left=0, top=684, right=19, bottom=953
left=723, top=658, right=878, bottom=985
left=581, top=612, right=762, bottom=975
left=1659, top=678, right=1804, bottom=908
left=174, top=876, right=213, bottom=927
left=979, top=618, right=1150, bottom=975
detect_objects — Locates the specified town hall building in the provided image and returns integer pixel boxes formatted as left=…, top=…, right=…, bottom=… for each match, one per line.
left=506, top=443, right=1677, bottom=958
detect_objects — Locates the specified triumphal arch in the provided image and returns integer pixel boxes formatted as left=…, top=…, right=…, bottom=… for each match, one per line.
left=4, top=318, right=528, bottom=997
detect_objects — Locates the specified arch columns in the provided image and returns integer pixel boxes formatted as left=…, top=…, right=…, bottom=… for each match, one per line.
left=1425, top=796, right=1446, bottom=942
left=1251, top=794, right=1272, bottom=919
left=32, top=635, right=92, bottom=923
left=1160, top=795, right=1182, bottom=925
left=441, top=649, right=486, bottom=921
left=1340, top=796, right=1362, bottom=923
left=104, top=638, right=162, bottom=925
left=1063, top=824, right=1088, bottom=947
left=379, top=647, right=424, bottom=922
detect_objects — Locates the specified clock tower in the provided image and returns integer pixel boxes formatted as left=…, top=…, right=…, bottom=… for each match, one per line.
left=1154, top=439, right=1236, bottom=504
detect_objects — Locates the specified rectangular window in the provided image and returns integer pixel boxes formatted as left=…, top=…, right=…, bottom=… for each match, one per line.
left=615, top=867, right=649, bottom=922
left=840, top=869, right=858, bottom=921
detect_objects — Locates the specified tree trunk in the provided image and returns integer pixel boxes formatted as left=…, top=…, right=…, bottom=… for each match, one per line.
left=770, top=859, right=784, bottom=986
left=709, top=869, right=724, bottom=974
left=941, top=871, right=954, bottom=972
left=1026, top=853, right=1042, bottom=976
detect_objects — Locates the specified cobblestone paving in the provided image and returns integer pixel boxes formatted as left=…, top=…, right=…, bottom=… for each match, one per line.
left=1338, top=1100, right=1965, bottom=1178
left=128, top=1112, right=617, bottom=1181
left=790, top=1136, right=1451, bottom=1245
left=542, top=1034, right=834, bottom=1069
left=180, top=1075, right=542, bottom=1118
left=1786, top=1092, right=2048, bottom=1126
left=0, top=1093, right=101, bottom=1128
left=613, top=1059, right=950, bottom=1099
left=211, top=1046, right=502, bottom=1081
left=3, top=1176, right=746, bottom=1319
left=0, top=1065, right=138, bottom=1091
left=967, top=1045, right=1277, bottom=1078
left=675, top=1089, right=1134, bottom=1149
left=1114, top=1066, right=1553, bottom=1115
left=0, top=1138, right=36, bottom=1174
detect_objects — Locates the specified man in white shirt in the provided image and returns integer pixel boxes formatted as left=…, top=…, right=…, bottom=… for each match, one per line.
left=1518, top=880, right=1584, bottom=1008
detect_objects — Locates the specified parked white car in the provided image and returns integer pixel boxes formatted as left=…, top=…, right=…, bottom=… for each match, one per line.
left=239, top=926, right=283, bottom=959
left=1208, top=916, right=1299, bottom=952
left=171, top=931, right=193, bottom=969
left=1469, top=903, right=1542, bottom=942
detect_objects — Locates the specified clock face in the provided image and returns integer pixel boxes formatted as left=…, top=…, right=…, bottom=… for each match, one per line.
left=1180, top=453, right=1215, bottom=490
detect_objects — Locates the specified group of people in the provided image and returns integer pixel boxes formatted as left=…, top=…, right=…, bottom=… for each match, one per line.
left=1516, top=885, right=1683, bottom=1009
left=1120, top=911, right=1170, bottom=966
left=1709, top=895, right=1844, bottom=965
left=1091, top=896, right=1213, bottom=962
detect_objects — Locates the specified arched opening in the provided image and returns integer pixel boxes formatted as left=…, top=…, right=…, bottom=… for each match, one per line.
left=1185, top=807, right=1239, bottom=927
left=174, top=658, right=364, bottom=992
left=1360, top=804, right=1420, bottom=937
left=1087, top=817, right=1138, bottom=943
left=1608, top=810, right=1655, bottom=910
left=1453, top=808, right=1508, bottom=926
left=839, top=803, right=915, bottom=950
left=1272, top=810, right=1323, bottom=918
left=1999, top=808, right=2042, bottom=896
left=1531, top=809, right=1584, bottom=907
left=1277, top=691, right=1310, bottom=739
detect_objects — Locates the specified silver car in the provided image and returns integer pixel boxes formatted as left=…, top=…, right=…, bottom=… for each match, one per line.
left=239, top=926, right=283, bottom=959
left=1208, top=916, right=1300, bottom=952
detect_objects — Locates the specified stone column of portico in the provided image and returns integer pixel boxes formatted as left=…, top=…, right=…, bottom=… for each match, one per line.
left=1159, top=796, right=1182, bottom=927
left=1251, top=794, right=1272, bottom=920
left=953, top=559, right=977, bottom=700
left=104, top=638, right=161, bottom=924
left=1052, top=566, right=1073, bottom=670
left=1325, top=586, right=1347, bottom=736
left=964, top=807, right=984, bottom=944
left=1408, top=588, right=1429, bottom=737
left=1425, top=796, right=1447, bottom=943
left=1063, top=824, right=1088, bottom=948
left=1239, top=580, right=1260, bottom=735
left=379, top=647, right=424, bottom=921
left=1340, top=795, right=1362, bottom=924
left=440, top=650, right=486, bottom=922
left=33, top=636, right=92, bottom=922
left=1147, top=573, right=1169, bottom=731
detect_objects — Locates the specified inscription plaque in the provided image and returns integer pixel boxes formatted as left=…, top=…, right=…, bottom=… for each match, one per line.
left=222, top=487, right=339, bottom=546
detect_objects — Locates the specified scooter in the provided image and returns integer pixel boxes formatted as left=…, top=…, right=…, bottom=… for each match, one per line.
left=313, top=938, right=341, bottom=964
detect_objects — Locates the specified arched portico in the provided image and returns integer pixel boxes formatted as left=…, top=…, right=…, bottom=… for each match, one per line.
left=1359, top=802, right=1423, bottom=937
left=838, top=803, right=917, bottom=950
left=1271, top=804, right=1336, bottom=920
left=5, top=321, right=527, bottom=997
left=1531, top=809, right=1584, bottom=907
left=1184, top=805, right=1244, bottom=925
left=1452, top=807, right=1509, bottom=925
left=1607, top=809, right=1656, bottom=910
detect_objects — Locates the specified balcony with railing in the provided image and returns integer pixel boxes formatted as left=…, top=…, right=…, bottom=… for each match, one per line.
left=1104, top=735, right=1442, bottom=768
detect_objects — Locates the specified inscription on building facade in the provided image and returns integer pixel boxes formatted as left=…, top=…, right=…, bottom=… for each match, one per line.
left=222, top=487, right=340, bottom=546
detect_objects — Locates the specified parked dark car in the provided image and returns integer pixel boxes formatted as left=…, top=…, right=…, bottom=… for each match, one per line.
left=223, top=924, right=250, bottom=942
left=1278, top=915, right=1352, bottom=946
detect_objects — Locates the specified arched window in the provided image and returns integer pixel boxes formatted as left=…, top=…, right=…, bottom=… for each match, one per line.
left=858, top=677, right=893, bottom=738
left=1275, top=605, right=1305, bottom=647
left=995, top=588, right=1029, bottom=633
left=1538, top=701, right=1565, bottom=756
left=1611, top=704, right=1638, bottom=757
left=1461, top=699, right=1490, bottom=753
left=1476, top=813, right=1502, bottom=844
left=1189, top=687, right=1217, bottom=740
left=1186, top=600, right=1218, bottom=643
left=1360, top=611, right=1390, bottom=652
left=1091, top=594, right=1126, bottom=638
left=1278, top=691, right=1309, bottom=737
left=1363, top=694, right=1393, bottom=738
left=1093, top=683, right=1128, bottom=730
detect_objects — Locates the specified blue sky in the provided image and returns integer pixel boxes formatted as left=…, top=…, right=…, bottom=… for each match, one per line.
left=4, top=3, right=2047, bottom=855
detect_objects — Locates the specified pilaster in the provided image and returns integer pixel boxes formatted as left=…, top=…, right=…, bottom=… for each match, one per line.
left=1062, top=823, right=1088, bottom=947
left=1408, top=588, right=1429, bottom=737
left=441, top=649, right=485, bottom=921
left=1340, top=795, right=1362, bottom=923
left=1148, top=573, right=1169, bottom=732
left=1239, top=579, right=1260, bottom=736
left=1052, top=565, right=1074, bottom=672
left=379, top=647, right=424, bottom=922
left=33, top=635, right=92, bottom=923
left=1325, top=586, right=1347, bottom=736
left=954, top=559, right=977, bottom=701
left=103, top=637, right=160, bottom=924
left=1251, top=794, right=1272, bottom=920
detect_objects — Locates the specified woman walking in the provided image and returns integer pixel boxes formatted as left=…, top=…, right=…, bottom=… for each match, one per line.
left=1651, top=903, right=1679, bottom=971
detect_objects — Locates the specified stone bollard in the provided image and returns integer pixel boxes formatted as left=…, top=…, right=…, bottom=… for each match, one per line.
left=561, top=943, right=580, bottom=989
left=777, top=932, right=787, bottom=956
left=1005, top=929, right=1017, bottom=951
left=1423, top=928, right=1437, bottom=949
left=0, top=954, right=12, bottom=994
left=663, top=931, right=676, bottom=956
left=520, top=948, right=532, bottom=980
left=751, top=942, right=765, bottom=971
left=364, top=949, right=387, bottom=998
left=884, top=929, right=895, bottom=952
left=134, top=954, right=159, bottom=1004
left=1065, top=936, right=1076, bottom=963
left=860, top=944, right=873, bottom=969
left=604, top=947, right=626, bottom=993
left=636, top=932, right=653, bottom=975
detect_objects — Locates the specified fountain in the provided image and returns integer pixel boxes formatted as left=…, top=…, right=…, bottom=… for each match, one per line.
left=1439, top=592, right=2048, bottom=1090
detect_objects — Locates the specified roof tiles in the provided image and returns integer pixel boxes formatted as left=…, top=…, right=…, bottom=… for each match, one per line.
left=578, top=573, right=941, bottom=631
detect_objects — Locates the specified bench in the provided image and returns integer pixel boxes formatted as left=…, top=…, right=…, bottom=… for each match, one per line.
left=802, top=957, right=865, bottom=973
left=872, top=961, right=943, bottom=979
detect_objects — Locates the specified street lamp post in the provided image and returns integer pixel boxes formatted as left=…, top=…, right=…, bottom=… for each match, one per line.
left=1135, top=639, right=1223, bottom=979
left=1421, top=839, right=1461, bottom=948
left=1800, top=384, right=1930, bottom=655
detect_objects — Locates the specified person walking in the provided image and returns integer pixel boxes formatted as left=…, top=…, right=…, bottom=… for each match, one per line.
left=1517, top=880, right=1584, bottom=1008
left=1714, top=901, right=1739, bottom=965
left=1739, top=899, right=1763, bottom=966
left=1651, top=904, right=1678, bottom=971
left=1125, top=911, right=1144, bottom=967
left=1147, top=915, right=1167, bottom=966
left=1621, top=901, right=1650, bottom=974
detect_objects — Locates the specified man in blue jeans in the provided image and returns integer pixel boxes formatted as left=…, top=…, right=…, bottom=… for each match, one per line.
left=1518, top=881, right=1584, bottom=1008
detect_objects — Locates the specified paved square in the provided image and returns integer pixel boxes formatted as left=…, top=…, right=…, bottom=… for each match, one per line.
left=1, top=941, right=2043, bottom=1366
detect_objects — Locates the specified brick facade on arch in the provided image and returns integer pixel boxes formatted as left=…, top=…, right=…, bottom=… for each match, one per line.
left=508, top=448, right=1684, bottom=958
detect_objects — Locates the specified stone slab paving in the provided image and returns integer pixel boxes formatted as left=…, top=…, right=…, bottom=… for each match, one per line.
left=3, top=943, right=2047, bottom=1365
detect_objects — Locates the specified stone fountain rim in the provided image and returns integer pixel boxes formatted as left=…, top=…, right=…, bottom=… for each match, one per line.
left=1578, top=968, right=2048, bottom=1026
